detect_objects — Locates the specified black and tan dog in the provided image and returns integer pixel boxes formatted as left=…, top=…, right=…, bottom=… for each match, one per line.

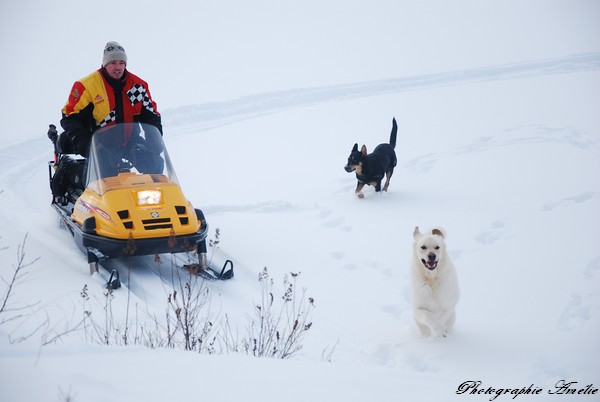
left=344, top=118, right=397, bottom=198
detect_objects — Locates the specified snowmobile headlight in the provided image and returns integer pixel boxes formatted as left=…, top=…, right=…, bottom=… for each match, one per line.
left=137, top=190, right=162, bottom=205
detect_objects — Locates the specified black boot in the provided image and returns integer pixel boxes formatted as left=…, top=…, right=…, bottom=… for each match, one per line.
left=51, top=156, right=85, bottom=200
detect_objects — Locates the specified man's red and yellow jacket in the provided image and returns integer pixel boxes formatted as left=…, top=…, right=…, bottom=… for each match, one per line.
left=62, top=68, right=160, bottom=130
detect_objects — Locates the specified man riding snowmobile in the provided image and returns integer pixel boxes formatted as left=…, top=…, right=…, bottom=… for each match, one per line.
left=51, top=41, right=162, bottom=200
left=48, top=41, right=234, bottom=286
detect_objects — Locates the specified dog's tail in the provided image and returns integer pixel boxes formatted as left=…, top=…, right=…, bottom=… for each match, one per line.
left=389, top=117, right=398, bottom=149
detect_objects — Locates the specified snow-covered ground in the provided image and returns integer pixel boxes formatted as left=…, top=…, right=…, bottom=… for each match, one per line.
left=1, top=1, right=599, bottom=401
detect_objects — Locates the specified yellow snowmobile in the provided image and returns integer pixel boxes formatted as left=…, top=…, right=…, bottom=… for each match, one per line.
left=47, top=122, right=233, bottom=288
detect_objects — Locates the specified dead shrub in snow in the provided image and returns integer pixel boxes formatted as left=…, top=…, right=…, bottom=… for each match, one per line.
left=0, top=234, right=40, bottom=331
left=70, top=265, right=316, bottom=359
left=243, top=268, right=315, bottom=359
left=35, top=230, right=318, bottom=360
left=164, top=259, right=218, bottom=353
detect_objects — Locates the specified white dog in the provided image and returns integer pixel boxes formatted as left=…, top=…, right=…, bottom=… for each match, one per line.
left=410, top=226, right=459, bottom=338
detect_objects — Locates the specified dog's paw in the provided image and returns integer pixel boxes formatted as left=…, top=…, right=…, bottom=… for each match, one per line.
left=433, top=327, right=449, bottom=339
left=356, top=192, right=364, bottom=199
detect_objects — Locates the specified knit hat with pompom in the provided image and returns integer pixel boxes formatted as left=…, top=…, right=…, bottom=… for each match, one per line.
left=102, top=41, right=127, bottom=67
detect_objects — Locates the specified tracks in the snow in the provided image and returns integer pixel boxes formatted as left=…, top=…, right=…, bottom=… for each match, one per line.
left=162, top=52, right=600, bottom=136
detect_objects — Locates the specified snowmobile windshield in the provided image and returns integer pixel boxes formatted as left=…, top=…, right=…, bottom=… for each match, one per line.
left=86, top=123, right=178, bottom=195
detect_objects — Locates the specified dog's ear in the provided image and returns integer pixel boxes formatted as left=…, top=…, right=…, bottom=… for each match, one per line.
left=352, top=143, right=358, bottom=152
left=361, top=145, right=368, bottom=156
left=432, top=228, right=445, bottom=238
left=413, top=226, right=421, bottom=239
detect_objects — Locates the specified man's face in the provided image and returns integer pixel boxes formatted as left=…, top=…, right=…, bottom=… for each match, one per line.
left=105, top=60, right=126, bottom=80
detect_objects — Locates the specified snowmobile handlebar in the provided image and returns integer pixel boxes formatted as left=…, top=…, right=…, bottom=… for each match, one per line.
left=47, top=124, right=58, bottom=143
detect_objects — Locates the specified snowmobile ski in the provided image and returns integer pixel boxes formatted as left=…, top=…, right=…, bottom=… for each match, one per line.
left=182, top=259, right=234, bottom=281
left=106, top=269, right=121, bottom=290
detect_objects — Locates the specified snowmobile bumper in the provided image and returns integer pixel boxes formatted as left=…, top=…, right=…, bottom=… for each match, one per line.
left=52, top=201, right=209, bottom=261
left=75, top=225, right=209, bottom=261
